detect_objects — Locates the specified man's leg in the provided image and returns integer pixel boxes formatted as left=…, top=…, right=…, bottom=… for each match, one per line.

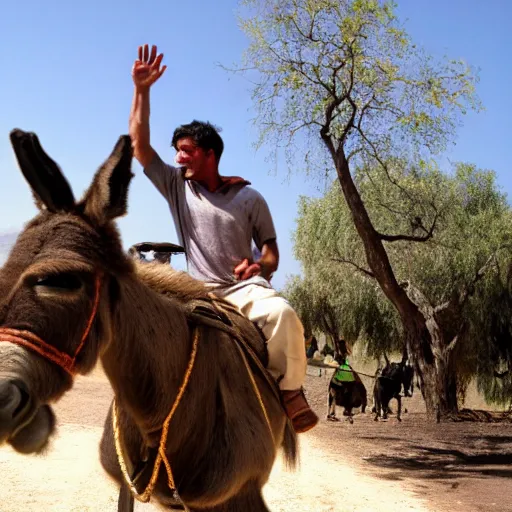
left=219, top=283, right=318, bottom=433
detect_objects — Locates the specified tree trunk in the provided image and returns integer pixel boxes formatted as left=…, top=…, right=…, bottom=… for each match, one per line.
left=403, top=294, right=461, bottom=418
left=321, top=307, right=340, bottom=359
left=446, top=371, right=459, bottom=412
left=332, top=148, right=458, bottom=420
left=404, top=317, right=439, bottom=420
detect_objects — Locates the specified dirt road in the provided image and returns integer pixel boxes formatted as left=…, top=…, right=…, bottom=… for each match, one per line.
left=0, top=367, right=430, bottom=512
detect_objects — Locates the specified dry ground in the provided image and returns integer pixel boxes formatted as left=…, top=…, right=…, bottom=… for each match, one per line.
left=0, top=361, right=509, bottom=511
left=305, top=359, right=512, bottom=512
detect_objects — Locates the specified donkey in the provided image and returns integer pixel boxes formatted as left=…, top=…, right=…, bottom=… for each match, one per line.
left=0, top=129, right=297, bottom=511
left=402, top=361, right=415, bottom=398
left=372, top=360, right=406, bottom=422
left=305, top=335, right=318, bottom=359
left=327, top=377, right=367, bottom=424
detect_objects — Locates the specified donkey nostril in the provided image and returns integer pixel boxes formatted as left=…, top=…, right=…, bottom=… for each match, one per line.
left=0, top=380, right=30, bottom=419
left=12, top=385, right=30, bottom=418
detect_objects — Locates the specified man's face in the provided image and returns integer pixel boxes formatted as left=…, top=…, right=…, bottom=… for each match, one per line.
left=174, top=137, right=213, bottom=178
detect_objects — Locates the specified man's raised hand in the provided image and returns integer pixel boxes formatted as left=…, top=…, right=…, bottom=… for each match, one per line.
left=132, top=44, right=167, bottom=90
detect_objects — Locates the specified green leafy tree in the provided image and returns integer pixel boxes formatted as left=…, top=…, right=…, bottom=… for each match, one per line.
left=286, top=161, right=512, bottom=411
left=234, top=0, right=483, bottom=418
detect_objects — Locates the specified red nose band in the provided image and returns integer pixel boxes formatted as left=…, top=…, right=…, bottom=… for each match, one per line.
left=0, top=274, right=102, bottom=376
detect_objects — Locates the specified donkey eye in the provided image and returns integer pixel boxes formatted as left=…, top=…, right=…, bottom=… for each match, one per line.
left=35, top=273, right=83, bottom=291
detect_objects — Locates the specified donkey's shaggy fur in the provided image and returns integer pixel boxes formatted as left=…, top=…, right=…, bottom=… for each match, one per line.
left=0, top=130, right=297, bottom=512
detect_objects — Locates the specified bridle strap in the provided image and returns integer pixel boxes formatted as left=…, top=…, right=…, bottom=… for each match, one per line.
left=113, top=326, right=200, bottom=503
left=0, top=274, right=102, bottom=375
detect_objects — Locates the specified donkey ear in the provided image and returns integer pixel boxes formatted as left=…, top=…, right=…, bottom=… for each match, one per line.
left=10, top=129, right=76, bottom=212
left=80, top=135, right=134, bottom=225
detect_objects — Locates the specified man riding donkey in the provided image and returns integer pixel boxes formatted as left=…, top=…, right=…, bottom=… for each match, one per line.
left=129, top=44, right=318, bottom=434
left=328, top=339, right=367, bottom=421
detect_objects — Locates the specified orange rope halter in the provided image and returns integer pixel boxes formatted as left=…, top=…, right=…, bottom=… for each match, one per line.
left=0, top=274, right=102, bottom=375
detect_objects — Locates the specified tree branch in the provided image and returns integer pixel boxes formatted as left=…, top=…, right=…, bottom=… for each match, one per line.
left=289, top=7, right=319, bottom=43
left=378, top=211, right=439, bottom=243
left=347, top=146, right=364, bottom=163
left=337, top=45, right=358, bottom=147
left=264, top=40, right=333, bottom=94
left=354, top=126, right=419, bottom=205
left=445, top=335, right=459, bottom=355
left=321, top=97, right=345, bottom=157
left=456, top=253, right=499, bottom=309
left=435, top=245, right=511, bottom=314
left=321, top=45, right=357, bottom=156
left=287, top=120, right=323, bottom=141
left=330, top=257, right=375, bottom=278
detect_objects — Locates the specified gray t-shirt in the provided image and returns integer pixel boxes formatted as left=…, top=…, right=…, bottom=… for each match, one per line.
left=144, top=154, right=277, bottom=288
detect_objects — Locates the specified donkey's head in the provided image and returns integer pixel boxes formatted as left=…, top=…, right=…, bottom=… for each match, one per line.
left=0, top=129, right=134, bottom=453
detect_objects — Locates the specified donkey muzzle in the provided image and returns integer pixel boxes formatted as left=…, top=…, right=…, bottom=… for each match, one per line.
left=0, top=377, right=55, bottom=453
left=0, top=378, right=31, bottom=438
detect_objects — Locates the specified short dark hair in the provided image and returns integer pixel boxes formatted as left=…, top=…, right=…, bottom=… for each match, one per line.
left=171, top=120, right=224, bottom=162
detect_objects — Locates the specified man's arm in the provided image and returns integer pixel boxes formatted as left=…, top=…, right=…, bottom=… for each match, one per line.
left=234, top=189, right=279, bottom=282
left=129, top=87, right=155, bottom=168
left=234, top=239, right=279, bottom=282
left=129, top=44, right=167, bottom=168
left=257, top=239, right=279, bottom=280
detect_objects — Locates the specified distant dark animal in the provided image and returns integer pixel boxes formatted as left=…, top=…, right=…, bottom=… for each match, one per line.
left=306, top=336, right=319, bottom=359
left=321, top=344, right=335, bottom=358
left=373, top=361, right=407, bottom=421
left=402, top=362, right=415, bottom=397
left=327, top=370, right=367, bottom=424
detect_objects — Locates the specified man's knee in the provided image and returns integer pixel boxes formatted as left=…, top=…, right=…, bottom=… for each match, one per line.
left=269, top=299, right=303, bottom=334
left=267, top=301, right=306, bottom=363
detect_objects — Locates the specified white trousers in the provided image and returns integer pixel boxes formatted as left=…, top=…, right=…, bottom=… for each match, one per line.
left=216, top=280, right=307, bottom=391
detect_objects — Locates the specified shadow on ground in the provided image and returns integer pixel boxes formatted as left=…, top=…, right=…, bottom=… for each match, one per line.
left=360, top=435, right=512, bottom=481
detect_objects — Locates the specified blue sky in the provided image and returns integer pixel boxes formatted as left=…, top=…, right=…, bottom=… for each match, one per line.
left=0, top=0, right=511, bottom=289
